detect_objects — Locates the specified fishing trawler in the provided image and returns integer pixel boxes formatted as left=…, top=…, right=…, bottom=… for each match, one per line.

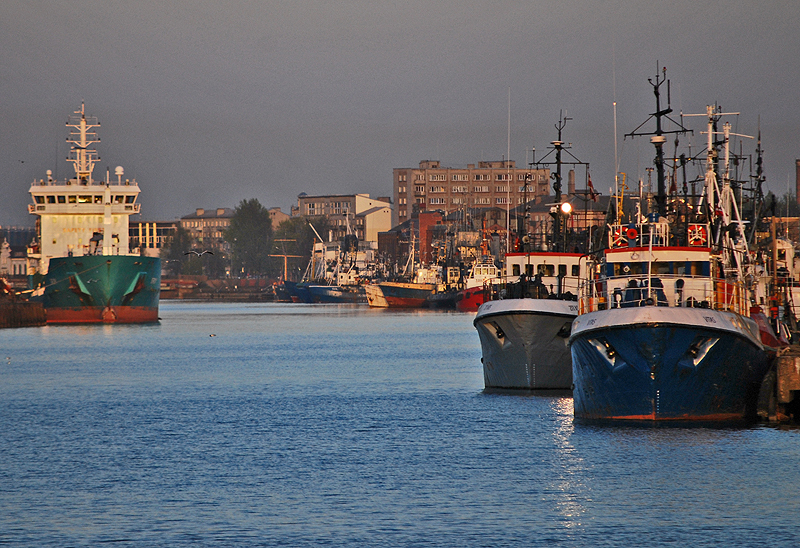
left=569, top=70, right=771, bottom=421
left=474, top=115, right=589, bottom=390
left=475, top=252, right=582, bottom=390
left=454, top=256, right=503, bottom=312
left=26, top=105, right=160, bottom=323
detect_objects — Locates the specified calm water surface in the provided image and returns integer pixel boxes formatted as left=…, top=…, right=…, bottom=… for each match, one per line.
left=2, top=302, right=799, bottom=546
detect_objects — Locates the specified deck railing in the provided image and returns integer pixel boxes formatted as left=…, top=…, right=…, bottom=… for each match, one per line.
left=578, top=273, right=749, bottom=316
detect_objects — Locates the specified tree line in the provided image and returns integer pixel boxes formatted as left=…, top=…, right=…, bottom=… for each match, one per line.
left=162, top=198, right=329, bottom=279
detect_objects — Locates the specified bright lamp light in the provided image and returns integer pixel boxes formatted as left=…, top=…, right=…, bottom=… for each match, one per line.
left=560, top=202, right=572, bottom=215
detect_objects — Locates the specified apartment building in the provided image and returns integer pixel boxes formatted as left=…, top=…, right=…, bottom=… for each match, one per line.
left=294, top=193, right=392, bottom=243
left=180, top=207, right=235, bottom=251
left=393, top=160, right=551, bottom=227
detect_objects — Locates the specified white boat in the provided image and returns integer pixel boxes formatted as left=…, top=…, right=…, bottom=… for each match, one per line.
left=474, top=252, right=583, bottom=390
left=473, top=113, right=588, bottom=391
left=475, top=297, right=578, bottom=391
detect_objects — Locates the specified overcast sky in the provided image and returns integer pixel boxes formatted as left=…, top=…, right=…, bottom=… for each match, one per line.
left=2, top=1, right=798, bottom=226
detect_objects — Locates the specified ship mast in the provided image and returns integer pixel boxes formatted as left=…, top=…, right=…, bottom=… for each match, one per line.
left=625, top=66, right=689, bottom=217
left=66, top=103, right=101, bottom=185
left=531, top=111, right=588, bottom=252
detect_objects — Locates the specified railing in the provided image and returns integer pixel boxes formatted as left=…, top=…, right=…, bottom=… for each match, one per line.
left=32, top=178, right=140, bottom=187
left=578, top=273, right=749, bottom=316
left=484, top=275, right=581, bottom=302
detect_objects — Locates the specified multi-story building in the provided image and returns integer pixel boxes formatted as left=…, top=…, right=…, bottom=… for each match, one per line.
left=393, top=160, right=551, bottom=227
left=180, top=207, right=235, bottom=251
left=294, top=193, right=392, bottom=243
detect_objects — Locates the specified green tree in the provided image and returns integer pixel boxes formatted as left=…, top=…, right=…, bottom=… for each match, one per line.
left=224, top=198, right=274, bottom=277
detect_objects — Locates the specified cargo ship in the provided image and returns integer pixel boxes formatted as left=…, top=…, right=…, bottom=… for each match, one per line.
left=569, top=70, right=772, bottom=421
left=26, top=104, right=160, bottom=323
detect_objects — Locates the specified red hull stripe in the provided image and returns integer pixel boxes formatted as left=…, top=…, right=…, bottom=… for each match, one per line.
left=602, top=413, right=744, bottom=421
left=46, top=306, right=159, bottom=324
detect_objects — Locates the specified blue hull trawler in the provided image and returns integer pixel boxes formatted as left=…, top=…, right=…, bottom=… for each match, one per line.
left=569, top=69, right=773, bottom=421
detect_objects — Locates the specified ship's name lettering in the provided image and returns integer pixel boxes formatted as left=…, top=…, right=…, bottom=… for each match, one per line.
left=703, top=316, right=716, bottom=323
left=62, top=228, right=88, bottom=233
left=586, top=319, right=596, bottom=326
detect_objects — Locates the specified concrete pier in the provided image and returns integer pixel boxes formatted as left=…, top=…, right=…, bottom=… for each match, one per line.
left=760, top=346, right=800, bottom=422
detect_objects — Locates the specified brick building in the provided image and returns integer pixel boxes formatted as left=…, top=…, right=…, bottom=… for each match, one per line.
left=393, top=160, right=551, bottom=227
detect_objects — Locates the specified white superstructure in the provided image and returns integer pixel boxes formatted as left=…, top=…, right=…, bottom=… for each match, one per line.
left=27, top=104, right=142, bottom=275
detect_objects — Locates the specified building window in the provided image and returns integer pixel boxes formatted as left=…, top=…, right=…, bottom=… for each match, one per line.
left=496, top=197, right=510, bottom=204
left=496, top=173, right=511, bottom=181
left=429, top=174, right=446, bottom=182
left=475, top=197, right=490, bottom=205
left=429, top=197, right=446, bottom=205
left=398, top=175, right=407, bottom=182
left=473, top=186, right=489, bottom=193
left=474, top=174, right=489, bottom=181
left=452, top=174, right=468, bottom=181
left=518, top=185, right=534, bottom=193
left=452, top=197, right=465, bottom=205
left=429, top=186, right=446, bottom=193
left=415, top=185, right=425, bottom=193
left=495, top=185, right=508, bottom=193
left=452, top=185, right=468, bottom=193
left=398, top=186, right=406, bottom=193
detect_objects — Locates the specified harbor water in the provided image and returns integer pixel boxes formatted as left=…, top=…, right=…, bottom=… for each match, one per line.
left=2, top=302, right=800, bottom=547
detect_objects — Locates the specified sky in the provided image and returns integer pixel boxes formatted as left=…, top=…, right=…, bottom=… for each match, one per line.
left=1, top=0, right=798, bottom=226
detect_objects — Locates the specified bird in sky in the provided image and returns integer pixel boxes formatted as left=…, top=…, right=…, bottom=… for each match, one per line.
left=184, top=250, right=214, bottom=256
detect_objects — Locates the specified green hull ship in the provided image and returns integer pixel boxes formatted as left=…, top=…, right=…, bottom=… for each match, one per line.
left=27, top=104, right=160, bottom=323
left=41, top=255, right=160, bottom=323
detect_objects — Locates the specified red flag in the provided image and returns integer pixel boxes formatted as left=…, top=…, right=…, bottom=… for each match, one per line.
left=669, top=174, right=677, bottom=194
left=587, top=174, right=598, bottom=202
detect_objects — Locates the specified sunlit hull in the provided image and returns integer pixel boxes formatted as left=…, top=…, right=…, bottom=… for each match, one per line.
left=569, top=307, right=771, bottom=421
left=377, top=282, right=436, bottom=308
left=475, top=298, right=578, bottom=390
left=39, top=255, right=160, bottom=324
